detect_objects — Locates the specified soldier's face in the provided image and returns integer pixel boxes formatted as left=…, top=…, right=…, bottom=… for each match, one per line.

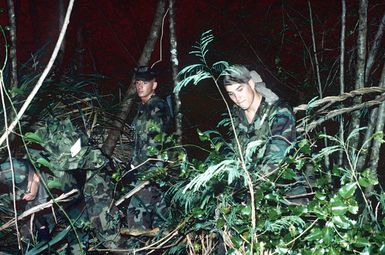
left=135, top=79, right=157, bottom=103
left=225, top=80, right=256, bottom=110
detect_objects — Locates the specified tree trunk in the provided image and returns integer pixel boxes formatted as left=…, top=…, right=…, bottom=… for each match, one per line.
left=102, top=0, right=167, bottom=157
left=168, top=0, right=182, bottom=145
left=6, top=0, right=18, bottom=92
left=338, top=0, right=346, bottom=166
left=308, top=1, right=330, bottom=171
left=350, top=0, right=368, bottom=152
left=366, top=63, right=385, bottom=196
left=356, top=8, right=385, bottom=171
left=365, top=10, right=385, bottom=82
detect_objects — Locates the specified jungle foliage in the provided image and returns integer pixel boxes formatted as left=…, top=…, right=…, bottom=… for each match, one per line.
left=1, top=31, right=385, bottom=255
left=151, top=31, right=385, bottom=254
left=1, top=1, right=385, bottom=254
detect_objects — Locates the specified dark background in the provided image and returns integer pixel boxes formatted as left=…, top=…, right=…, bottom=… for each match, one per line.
left=0, top=0, right=384, bottom=146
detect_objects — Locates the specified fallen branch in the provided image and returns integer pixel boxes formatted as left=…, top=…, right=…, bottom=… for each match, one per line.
left=0, top=189, right=79, bottom=231
left=87, top=217, right=190, bottom=254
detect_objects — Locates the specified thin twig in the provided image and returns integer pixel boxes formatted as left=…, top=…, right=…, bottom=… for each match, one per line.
left=308, top=1, right=323, bottom=98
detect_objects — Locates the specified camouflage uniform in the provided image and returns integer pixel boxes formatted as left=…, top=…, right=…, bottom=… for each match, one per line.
left=131, top=95, right=172, bottom=168
left=231, top=95, right=296, bottom=173
left=127, top=95, right=172, bottom=231
left=0, top=159, right=31, bottom=199
left=222, top=64, right=308, bottom=205
left=26, top=117, right=107, bottom=252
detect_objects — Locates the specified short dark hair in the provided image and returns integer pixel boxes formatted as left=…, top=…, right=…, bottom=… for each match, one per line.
left=222, top=65, right=251, bottom=86
left=134, top=66, right=157, bottom=81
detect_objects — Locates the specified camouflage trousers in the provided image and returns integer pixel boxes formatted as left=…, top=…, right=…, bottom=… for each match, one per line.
left=126, top=181, right=166, bottom=230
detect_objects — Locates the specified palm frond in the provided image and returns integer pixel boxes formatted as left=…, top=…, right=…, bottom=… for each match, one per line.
left=183, top=159, right=243, bottom=193
left=265, top=216, right=305, bottom=233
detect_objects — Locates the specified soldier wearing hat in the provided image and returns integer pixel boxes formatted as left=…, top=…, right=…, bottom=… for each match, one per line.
left=125, top=66, right=172, bottom=236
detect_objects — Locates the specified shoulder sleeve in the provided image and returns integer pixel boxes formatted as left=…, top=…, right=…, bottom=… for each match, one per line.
left=261, top=101, right=296, bottom=170
left=147, top=97, right=172, bottom=133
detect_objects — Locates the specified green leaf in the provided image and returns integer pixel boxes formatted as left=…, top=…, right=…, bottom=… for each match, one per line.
left=314, top=191, right=327, bottom=201
left=373, top=131, right=385, bottom=143
left=295, top=159, right=305, bottom=170
left=330, top=196, right=349, bottom=216
left=24, top=132, right=44, bottom=144
left=282, top=168, right=296, bottom=180
left=36, top=157, right=52, bottom=169
left=26, top=226, right=71, bottom=255
left=348, top=200, right=359, bottom=214
left=323, top=226, right=334, bottom=244
left=197, top=129, right=209, bottom=142
left=354, top=236, right=371, bottom=247
left=154, top=133, right=163, bottom=142
left=240, top=205, right=251, bottom=217
left=226, top=248, right=239, bottom=255
left=298, top=139, right=311, bottom=154
left=304, top=227, right=322, bottom=241
left=47, top=179, right=62, bottom=190
left=230, top=236, right=243, bottom=248
left=216, top=218, right=225, bottom=228
left=338, top=182, right=356, bottom=199
left=11, top=87, right=25, bottom=95
left=332, top=215, right=354, bottom=229
left=358, top=169, right=378, bottom=188
left=329, top=247, right=340, bottom=255
left=192, top=208, right=205, bottom=218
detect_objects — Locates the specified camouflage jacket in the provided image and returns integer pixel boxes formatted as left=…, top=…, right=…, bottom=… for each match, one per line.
left=232, top=96, right=296, bottom=173
left=131, top=95, right=172, bottom=167
left=28, top=118, right=106, bottom=193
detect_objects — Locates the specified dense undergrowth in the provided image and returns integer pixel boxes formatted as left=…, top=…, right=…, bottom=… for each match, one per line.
left=0, top=32, right=385, bottom=255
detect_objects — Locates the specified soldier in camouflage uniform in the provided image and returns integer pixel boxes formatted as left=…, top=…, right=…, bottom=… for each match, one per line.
left=223, top=65, right=296, bottom=173
left=125, top=66, right=172, bottom=236
left=222, top=65, right=309, bottom=204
